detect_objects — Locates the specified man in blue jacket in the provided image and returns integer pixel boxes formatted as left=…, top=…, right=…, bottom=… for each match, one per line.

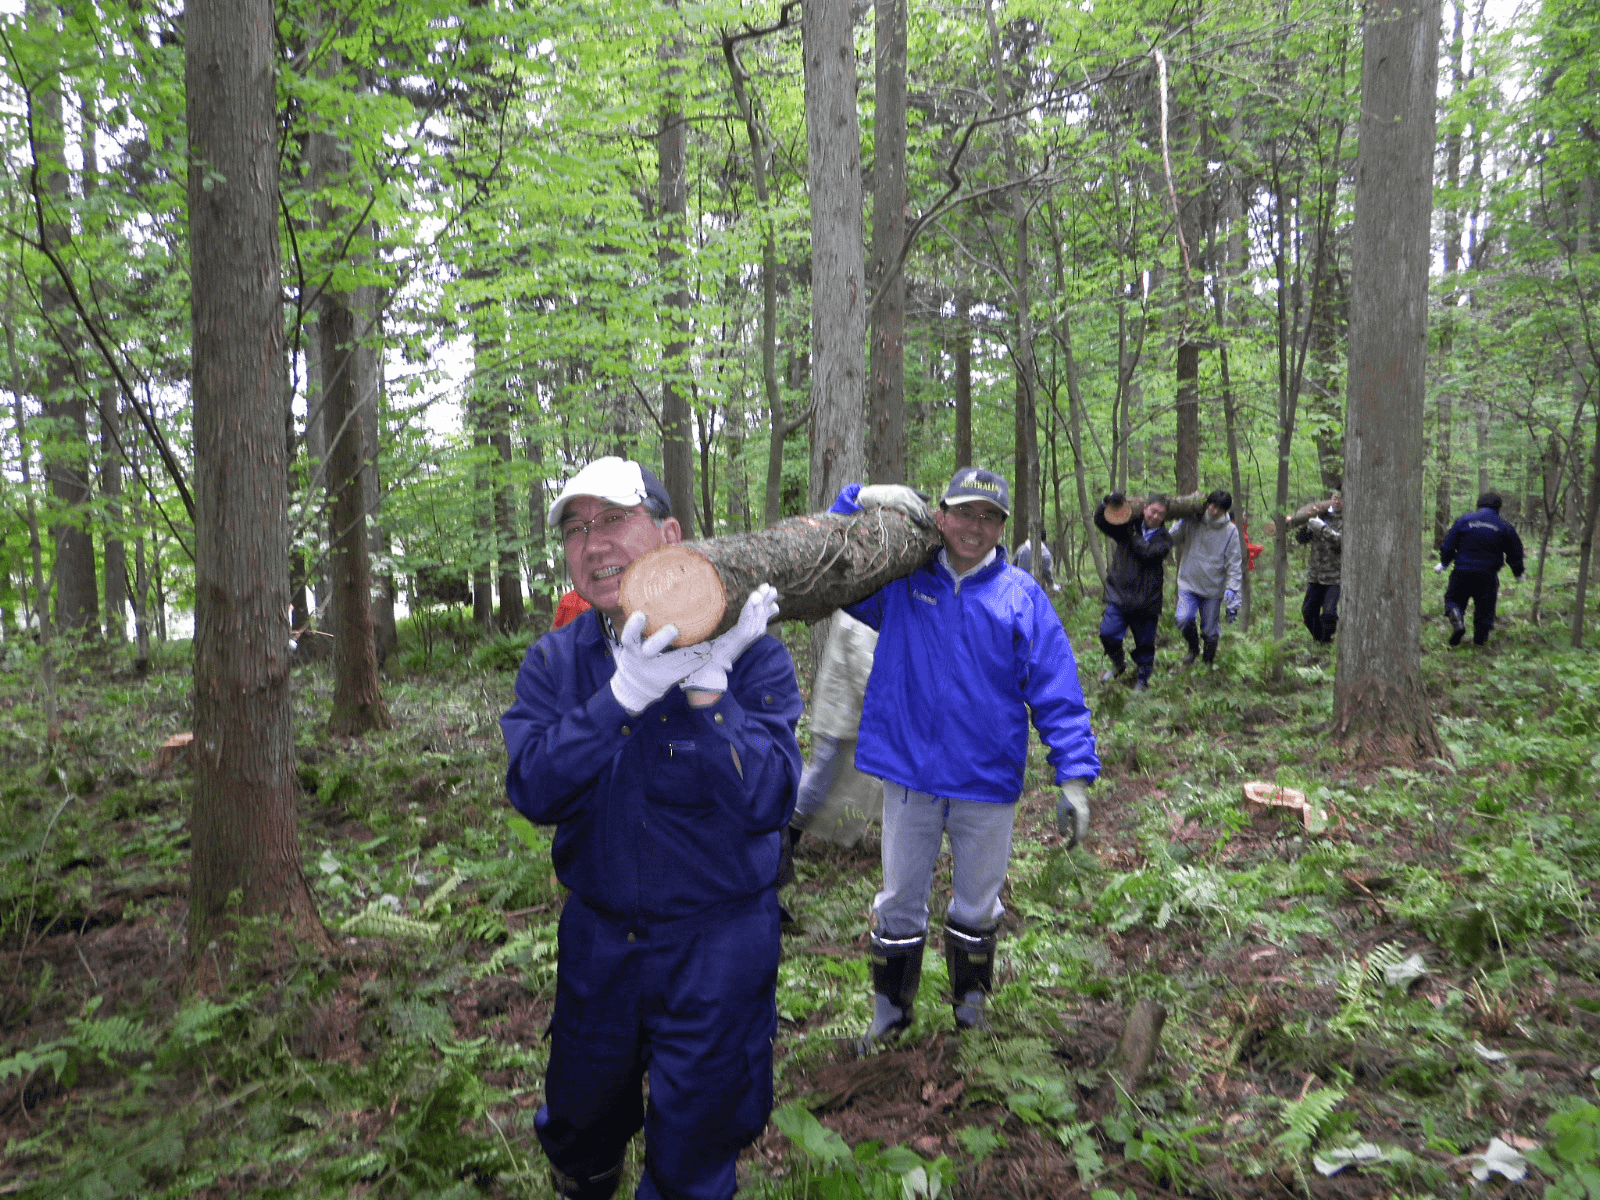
left=501, top=456, right=803, bottom=1200
left=1438, top=490, right=1525, bottom=647
left=836, top=468, right=1100, bottom=1048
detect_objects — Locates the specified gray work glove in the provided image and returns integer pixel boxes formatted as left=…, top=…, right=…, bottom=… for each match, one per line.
left=1224, top=588, right=1240, bottom=624
left=857, top=484, right=932, bottom=527
left=609, top=612, right=704, bottom=715
left=682, top=584, right=782, bottom=694
left=1057, top=780, right=1090, bottom=849
left=1434, top=562, right=1445, bottom=573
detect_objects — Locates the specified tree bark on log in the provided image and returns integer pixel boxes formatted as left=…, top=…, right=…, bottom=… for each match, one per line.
left=620, top=510, right=941, bottom=644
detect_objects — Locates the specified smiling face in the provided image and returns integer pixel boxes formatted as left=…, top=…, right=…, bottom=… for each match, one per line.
left=560, top=494, right=682, bottom=624
left=1142, top=500, right=1168, bottom=528
left=935, top=500, right=1007, bottom=575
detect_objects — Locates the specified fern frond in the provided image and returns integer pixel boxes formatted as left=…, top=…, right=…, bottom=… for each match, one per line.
left=1273, top=1086, right=1347, bottom=1156
left=342, top=903, right=441, bottom=940
left=419, top=869, right=465, bottom=915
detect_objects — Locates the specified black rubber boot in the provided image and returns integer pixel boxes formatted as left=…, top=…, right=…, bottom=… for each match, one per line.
left=944, top=920, right=998, bottom=1031
left=1098, top=638, right=1126, bottom=683
left=1180, top=625, right=1200, bottom=666
left=1132, top=664, right=1152, bottom=693
left=1446, top=605, right=1466, bottom=646
left=551, top=1161, right=624, bottom=1200
left=858, top=932, right=925, bottom=1053
left=1201, top=638, right=1217, bottom=666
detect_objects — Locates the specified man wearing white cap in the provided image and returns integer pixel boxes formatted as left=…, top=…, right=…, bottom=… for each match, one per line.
left=500, top=456, right=803, bottom=1200
left=834, top=467, right=1100, bottom=1048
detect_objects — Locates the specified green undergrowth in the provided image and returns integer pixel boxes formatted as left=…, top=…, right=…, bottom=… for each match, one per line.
left=4, top=579, right=1600, bottom=1198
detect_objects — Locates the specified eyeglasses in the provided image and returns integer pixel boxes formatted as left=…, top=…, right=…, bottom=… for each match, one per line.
left=946, top=506, right=1006, bottom=529
left=561, top=508, right=642, bottom=546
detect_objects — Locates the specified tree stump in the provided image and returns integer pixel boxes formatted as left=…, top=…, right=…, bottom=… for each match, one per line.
left=619, top=509, right=941, bottom=643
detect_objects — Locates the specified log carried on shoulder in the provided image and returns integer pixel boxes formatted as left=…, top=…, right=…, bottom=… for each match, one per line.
left=1099, top=490, right=1208, bottom=527
left=619, top=509, right=942, bottom=645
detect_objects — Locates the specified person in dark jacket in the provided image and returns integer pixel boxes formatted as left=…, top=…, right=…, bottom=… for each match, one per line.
left=1094, top=492, right=1173, bottom=692
left=833, top=468, right=1100, bottom=1049
left=500, top=456, right=803, bottom=1200
left=1437, top=490, right=1525, bottom=647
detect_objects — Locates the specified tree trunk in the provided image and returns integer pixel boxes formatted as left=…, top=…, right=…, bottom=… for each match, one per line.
left=101, top=385, right=127, bottom=641
left=659, top=21, right=696, bottom=534
left=186, top=0, right=330, bottom=958
left=955, top=324, right=973, bottom=468
left=802, top=0, right=867, bottom=513
left=493, top=398, right=525, bottom=631
left=469, top=331, right=496, bottom=627
left=524, top=431, right=553, bottom=621
left=1333, top=0, right=1443, bottom=762
left=322, top=291, right=394, bottom=736
left=1174, top=341, right=1200, bottom=494
left=865, top=0, right=907, bottom=485
left=360, top=286, right=397, bottom=662
left=722, top=38, right=808, bottom=530
left=620, top=509, right=940, bottom=642
left=32, top=3, right=98, bottom=633
left=985, top=2, right=1041, bottom=572
left=81, top=92, right=127, bottom=643
left=1434, top=0, right=1466, bottom=549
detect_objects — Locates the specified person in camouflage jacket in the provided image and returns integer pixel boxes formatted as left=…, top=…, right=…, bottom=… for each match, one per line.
left=1287, top=493, right=1342, bottom=643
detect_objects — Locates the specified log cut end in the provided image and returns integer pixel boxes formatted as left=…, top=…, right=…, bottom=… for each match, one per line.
left=619, top=544, right=726, bottom=646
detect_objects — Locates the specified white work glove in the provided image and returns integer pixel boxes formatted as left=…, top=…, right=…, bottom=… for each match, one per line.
left=857, top=484, right=932, bottom=527
left=1434, top=562, right=1445, bottom=573
left=682, top=584, right=782, bottom=694
left=1224, top=588, right=1240, bottom=624
left=1057, top=781, right=1090, bottom=849
left=1306, top=516, right=1327, bottom=532
left=609, top=612, right=705, bottom=716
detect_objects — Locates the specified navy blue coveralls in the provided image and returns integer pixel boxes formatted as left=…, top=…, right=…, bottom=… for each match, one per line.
left=1440, top=507, right=1525, bottom=645
left=501, top=610, right=803, bottom=1200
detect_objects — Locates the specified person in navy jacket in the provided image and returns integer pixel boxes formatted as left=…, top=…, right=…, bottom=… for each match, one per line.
left=501, top=457, right=802, bottom=1200
left=1438, top=490, right=1525, bottom=647
left=833, top=468, right=1100, bottom=1049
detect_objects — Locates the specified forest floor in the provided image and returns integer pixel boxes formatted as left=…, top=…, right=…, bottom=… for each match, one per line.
left=4, top=564, right=1600, bottom=1199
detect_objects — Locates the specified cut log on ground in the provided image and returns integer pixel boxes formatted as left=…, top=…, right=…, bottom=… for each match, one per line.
left=619, top=510, right=941, bottom=643
left=1096, top=997, right=1168, bottom=1106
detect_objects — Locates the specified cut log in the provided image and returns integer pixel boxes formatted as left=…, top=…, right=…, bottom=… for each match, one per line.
left=1101, top=491, right=1206, bottom=526
left=1098, top=998, right=1167, bottom=1103
left=619, top=510, right=941, bottom=643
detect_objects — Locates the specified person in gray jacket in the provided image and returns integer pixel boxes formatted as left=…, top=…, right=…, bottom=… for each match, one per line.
left=1169, top=489, right=1243, bottom=669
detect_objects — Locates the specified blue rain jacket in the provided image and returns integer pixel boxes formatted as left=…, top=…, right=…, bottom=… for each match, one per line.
left=501, top=611, right=803, bottom=921
left=845, top=549, right=1100, bottom=803
left=1441, top=508, right=1525, bottom=578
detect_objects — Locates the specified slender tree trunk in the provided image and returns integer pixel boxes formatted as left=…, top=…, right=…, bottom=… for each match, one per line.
left=493, top=398, right=525, bottom=631
left=802, top=0, right=867, bottom=512
left=1570, top=176, right=1600, bottom=645
left=1434, top=0, right=1466, bottom=548
left=186, top=0, right=330, bottom=958
left=359, top=286, right=397, bottom=662
left=321, top=292, right=393, bottom=734
left=659, top=19, right=696, bottom=533
left=985, top=2, right=1041, bottom=570
left=1175, top=341, right=1200, bottom=494
left=80, top=92, right=127, bottom=643
left=955, top=325, right=973, bottom=468
left=1333, top=0, right=1443, bottom=761
left=866, top=0, right=907, bottom=484
left=100, top=386, right=126, bottom=641
left=524, top=431, right=553, bottom=620
left=32, top=1, right=97, bottom=633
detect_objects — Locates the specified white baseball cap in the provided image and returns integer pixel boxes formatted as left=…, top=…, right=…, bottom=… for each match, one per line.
left=547, top=456, right=673, bottom=528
